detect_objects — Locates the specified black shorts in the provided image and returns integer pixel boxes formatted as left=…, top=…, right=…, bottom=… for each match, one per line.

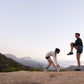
left=45, top=57, right=50, bottom=59
left=77, top=46, right=83, bottom=54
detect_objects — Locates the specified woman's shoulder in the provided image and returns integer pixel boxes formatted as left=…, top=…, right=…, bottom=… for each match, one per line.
left=77, top=38, right=82, bottom=41
left=46, top=51, right=54, bottom=54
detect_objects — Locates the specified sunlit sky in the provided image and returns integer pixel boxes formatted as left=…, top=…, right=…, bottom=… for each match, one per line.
left=0, top=0, right=84, bottom=63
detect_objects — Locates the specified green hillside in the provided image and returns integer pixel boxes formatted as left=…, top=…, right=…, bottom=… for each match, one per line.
left=0, top=53, right=41, bottom=72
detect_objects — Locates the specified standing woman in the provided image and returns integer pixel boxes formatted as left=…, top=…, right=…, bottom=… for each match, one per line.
left=67, top=33, right=83, bottom=71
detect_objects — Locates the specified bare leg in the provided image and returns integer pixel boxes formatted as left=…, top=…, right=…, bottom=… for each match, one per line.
left=74, top=46, right=78, bottom=51
left=51, top=62, right=57, bottom=70
left=67, top=43, right=78, bottom=55
left=76, top=53, right=81, bottom=69
left=70, top=43, right=74, bottom=52
left=49, top=59, right=57, bottom=70
left=70, top=42, right=78, bottom=52
left=67, top=43, right=75, bottom=55
left=45, top=58, right=57, bottom=70
left=45, top=58, right=51, bottom=70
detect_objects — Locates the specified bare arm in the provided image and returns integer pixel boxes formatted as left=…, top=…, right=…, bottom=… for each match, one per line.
left=53, top=55, right=58, bottom=66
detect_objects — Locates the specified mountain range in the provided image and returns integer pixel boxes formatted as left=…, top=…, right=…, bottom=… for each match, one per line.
left=5, top=54, right=56, bottom=70
left=0, top=53, right=30, bottom=72
left=4, top=54, right=84, bottom=71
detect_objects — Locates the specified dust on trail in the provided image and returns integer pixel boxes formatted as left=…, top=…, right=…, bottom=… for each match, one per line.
left=0, top=71, right=84, bottom=84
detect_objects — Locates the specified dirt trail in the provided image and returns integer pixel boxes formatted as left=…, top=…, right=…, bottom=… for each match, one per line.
left=0, top=71, right=84, bottom=84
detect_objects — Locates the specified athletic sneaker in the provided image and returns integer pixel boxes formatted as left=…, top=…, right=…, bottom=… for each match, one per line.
left=57, top=67, right=60, bottom=72
left=43, top=69, right=47, bottom=72
left=67, top=52, right=73, bottom=55
left=75, top=68, right=81, bottom=71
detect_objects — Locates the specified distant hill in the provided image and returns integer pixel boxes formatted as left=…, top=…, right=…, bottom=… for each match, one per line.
left=6, top=54, right=84, bottom=71
left=5, top=54, right=18, bottom=61
left=5, top=54, right=57, bottom=70
left=4, top=54, right=74, bottom=71
left=5, top=54, right=46, bottom=70
left=2, top=53, right=84, bottom=72
left=0, top=53, right=41, bottom=72
left=65, top=65, right=84, bottom=71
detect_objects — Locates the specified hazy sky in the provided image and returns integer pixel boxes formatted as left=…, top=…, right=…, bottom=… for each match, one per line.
left=0, top=0, right=84, bottom=63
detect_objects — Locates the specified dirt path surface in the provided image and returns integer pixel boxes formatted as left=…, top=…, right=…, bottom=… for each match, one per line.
left=0, top=71, right=84, bottom=84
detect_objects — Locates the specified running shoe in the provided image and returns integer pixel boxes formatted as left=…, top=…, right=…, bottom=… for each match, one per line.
left=67, top=52, right=73, bottom=55
left=75, top=68, right=81, bottom=71
left=43, top=69, right=47, bottom=72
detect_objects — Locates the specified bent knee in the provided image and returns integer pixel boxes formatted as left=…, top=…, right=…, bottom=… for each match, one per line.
left=70, top=43, right=73, bottom=46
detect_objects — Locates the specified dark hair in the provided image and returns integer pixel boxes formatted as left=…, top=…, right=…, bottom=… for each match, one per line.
left=55, top=48, right=60, bottom=52
left=75, top=33, right=80, bottom=36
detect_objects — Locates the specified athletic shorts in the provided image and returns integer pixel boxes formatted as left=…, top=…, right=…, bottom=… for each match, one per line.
left=45, top=57, right=50, bottom=59
left=77, top=46, right=83, bottom=54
